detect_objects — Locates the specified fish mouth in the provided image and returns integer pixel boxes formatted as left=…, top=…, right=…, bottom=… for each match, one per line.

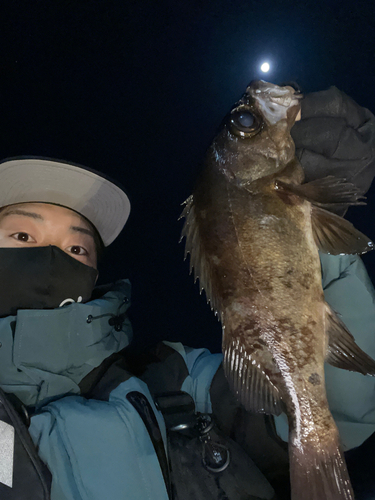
left=249, top=80, right=303, bottom=105
left=247, top=80, right=303, bottom=124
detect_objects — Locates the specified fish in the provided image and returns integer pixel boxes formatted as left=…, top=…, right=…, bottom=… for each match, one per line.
left=180, top=80, right=375, bottom=500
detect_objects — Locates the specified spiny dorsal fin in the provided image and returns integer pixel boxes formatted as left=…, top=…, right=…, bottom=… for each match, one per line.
left=325, top=304, right=375, bottom=375
left=180, top=195, right=222, bottom=319
left=311, top=205, right=373, bottom=255
left=222, top=337, right=284, bottom=415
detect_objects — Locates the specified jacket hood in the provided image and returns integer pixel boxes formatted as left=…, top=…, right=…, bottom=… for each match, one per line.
left=0, top=280, right=132, bottom=407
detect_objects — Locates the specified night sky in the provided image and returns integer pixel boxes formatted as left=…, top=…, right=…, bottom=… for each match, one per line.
left=0, top=0, right=375, bottom=353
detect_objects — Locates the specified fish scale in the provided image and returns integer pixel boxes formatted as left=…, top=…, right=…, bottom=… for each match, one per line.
left=181, top=80, right=375, bottom=500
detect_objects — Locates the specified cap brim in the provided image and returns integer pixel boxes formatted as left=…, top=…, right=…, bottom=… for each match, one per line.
left=0, top=158, right=131, bottom=246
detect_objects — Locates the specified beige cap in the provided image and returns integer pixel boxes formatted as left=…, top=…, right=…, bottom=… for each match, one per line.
left=0, top=158, right=131, bottom=246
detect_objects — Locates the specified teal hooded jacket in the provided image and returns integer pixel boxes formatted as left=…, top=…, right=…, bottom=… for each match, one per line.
left=0, top=279, right=226, bottom=500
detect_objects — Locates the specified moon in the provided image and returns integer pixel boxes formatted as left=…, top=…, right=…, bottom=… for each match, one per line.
left=260, top=62, right=270, bottom=73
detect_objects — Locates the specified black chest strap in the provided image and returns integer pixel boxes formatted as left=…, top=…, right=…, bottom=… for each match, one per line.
left=127, top=391, right=172, bottom=499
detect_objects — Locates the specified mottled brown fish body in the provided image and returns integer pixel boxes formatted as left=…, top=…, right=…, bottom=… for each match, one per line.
left=194, top=159, right=330, bottom=428
left=193, top=161, right=344, bottom=497
left=181, top=81, right=375, bottom=499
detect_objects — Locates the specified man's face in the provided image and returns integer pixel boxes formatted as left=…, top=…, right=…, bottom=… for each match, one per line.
left=0, top=202, right=98, bottom=269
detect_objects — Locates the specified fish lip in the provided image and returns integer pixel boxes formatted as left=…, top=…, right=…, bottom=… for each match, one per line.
left=292, top=92, right=304, bottom=100
left=249, top=80, right=303, bottom=104
left=246, top=80, right=302, bottom=125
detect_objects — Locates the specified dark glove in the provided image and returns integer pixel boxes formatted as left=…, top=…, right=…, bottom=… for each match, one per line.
left=292, top=87, right=375, bottom=197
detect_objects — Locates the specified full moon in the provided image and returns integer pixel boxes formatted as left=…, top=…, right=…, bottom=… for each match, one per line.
left=260, top=62, right=270, bottom=73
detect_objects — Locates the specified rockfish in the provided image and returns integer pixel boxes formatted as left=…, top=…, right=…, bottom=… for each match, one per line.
left=181, top=80, right=375, bottom=500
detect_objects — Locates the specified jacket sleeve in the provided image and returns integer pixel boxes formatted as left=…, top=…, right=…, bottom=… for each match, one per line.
left=165, top=342, right=223, bottom=413
left=137, top=341, right=222, bottom=413
left=292, top=86, right=375, bottom=203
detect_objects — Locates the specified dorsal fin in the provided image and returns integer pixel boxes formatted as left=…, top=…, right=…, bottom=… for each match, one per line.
left=180, top=195, right=222, bottom=319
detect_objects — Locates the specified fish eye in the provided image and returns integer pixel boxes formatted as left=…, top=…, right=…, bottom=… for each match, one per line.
left=237, top=112, right=254, bottom=128
left=229, top=107, right=261, bottom=137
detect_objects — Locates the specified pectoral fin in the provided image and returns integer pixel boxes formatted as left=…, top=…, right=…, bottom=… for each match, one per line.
left=325, top=305, right=375, bottom=375
left=222, top=338, right=284, bottom=415
left=311, top=205, right=373, bottom=255
left=275, top=176, right=366, bottom=211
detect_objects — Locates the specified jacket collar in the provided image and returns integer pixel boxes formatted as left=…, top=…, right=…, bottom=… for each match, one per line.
left=0, top=280, right=132, bottom=407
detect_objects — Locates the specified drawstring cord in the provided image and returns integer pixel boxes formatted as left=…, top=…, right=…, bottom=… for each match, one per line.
left=86, top=296, right=129, bottom=331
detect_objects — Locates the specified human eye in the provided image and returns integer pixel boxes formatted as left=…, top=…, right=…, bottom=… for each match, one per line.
left=67, top=245, right=88, bottom=256
left=11, top=232, right=36, bottom=243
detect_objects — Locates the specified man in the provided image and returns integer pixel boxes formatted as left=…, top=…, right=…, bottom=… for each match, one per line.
left=0, top=86, right=373, bottom=500
left=0, top=158, right=276, bottom=500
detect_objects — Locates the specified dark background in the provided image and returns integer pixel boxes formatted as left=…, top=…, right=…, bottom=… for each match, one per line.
left=0, top=0, right=375, bottom=352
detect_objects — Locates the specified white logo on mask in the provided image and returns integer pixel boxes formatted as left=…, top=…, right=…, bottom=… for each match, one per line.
left=59, top=296, right=83, bottom=308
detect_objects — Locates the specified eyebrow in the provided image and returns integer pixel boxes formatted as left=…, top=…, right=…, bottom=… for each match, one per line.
left=70, top=226, right=95, bottom=239
left=2, top=209, right=95, bottom=240
left=2, top=209, right=44, bottom=220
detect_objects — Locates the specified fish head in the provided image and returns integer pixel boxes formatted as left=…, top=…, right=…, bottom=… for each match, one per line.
left=248, top=80, right=302, bottom=128
left=209, top=80, right=303, bottom=183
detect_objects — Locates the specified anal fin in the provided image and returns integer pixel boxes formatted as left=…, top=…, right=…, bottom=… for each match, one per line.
left=223, top=338, right=284, bottom=415
left=311, top=205, right=373, bottom=255
left=326, top=305, right=375, bottom=375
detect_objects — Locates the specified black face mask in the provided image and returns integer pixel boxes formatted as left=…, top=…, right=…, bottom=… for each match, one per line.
left=0, top=246, right=98, bottom=317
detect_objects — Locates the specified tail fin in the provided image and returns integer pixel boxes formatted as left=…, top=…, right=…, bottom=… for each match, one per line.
left=289, top=435, right=354, bottom=500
